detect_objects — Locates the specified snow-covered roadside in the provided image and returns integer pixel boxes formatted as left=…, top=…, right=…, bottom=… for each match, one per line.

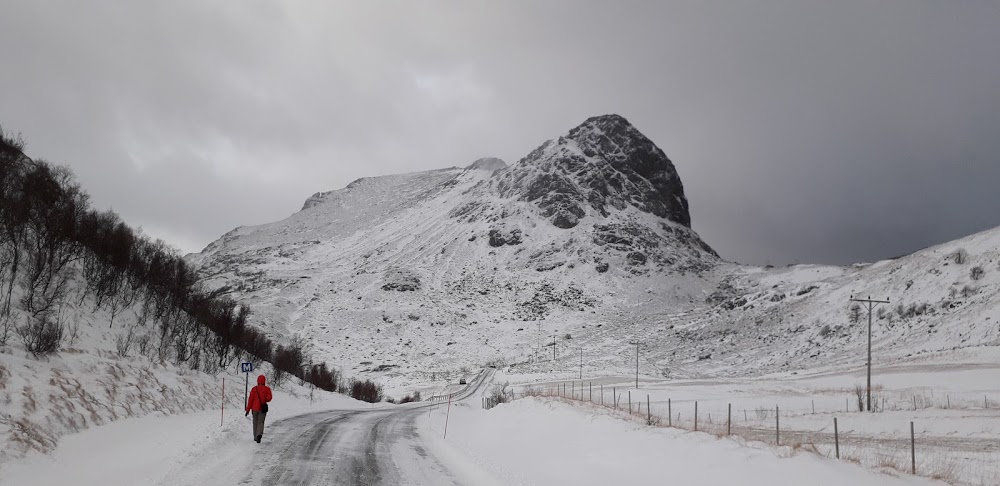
left=3, top=384, right=369, bottom=486
left=417, top=397, right=936, bottom=486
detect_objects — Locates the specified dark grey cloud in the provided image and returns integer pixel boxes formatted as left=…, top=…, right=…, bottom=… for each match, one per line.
left=2, top=1, right=998, bottom=264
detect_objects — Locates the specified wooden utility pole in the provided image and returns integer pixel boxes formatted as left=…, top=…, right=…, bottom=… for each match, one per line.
left=850, top=295, right=890, bottom=412
left=579, top=347, right=583, bottom=379
left=629, top=340, right=640, bottom=388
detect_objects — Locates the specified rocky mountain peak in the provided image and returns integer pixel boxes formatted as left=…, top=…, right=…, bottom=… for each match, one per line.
left=495, top=114, right=691, bottom=229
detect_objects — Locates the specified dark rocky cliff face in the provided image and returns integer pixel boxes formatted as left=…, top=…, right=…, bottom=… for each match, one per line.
left=494, top=114, right=691, bottom=229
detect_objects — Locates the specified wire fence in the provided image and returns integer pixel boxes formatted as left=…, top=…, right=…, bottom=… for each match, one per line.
left=499, top=381, right=1000, bottom=485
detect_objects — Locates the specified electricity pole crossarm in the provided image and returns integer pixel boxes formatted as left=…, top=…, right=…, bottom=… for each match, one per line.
left=850, top=295, right=890, bottom=412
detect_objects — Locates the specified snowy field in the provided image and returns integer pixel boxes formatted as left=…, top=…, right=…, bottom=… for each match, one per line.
left=417, top=396, right=935, bottom=486
left=504, top=358, right=1000, bottom=485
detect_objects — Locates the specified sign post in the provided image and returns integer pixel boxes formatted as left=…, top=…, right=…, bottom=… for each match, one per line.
left=241, top=362, right=254, bottom=409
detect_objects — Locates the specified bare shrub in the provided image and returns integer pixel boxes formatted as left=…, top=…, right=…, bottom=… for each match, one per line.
left=65, top=318, right=80, bottom=346
left=17, top=313, right=63, bottom=355
left=349, top=379, right=384, bottom=403
left=489, top=382, right=513, bottom=405
left=755, top=406, right=772, bottom=420
left=848, top=304, right=861, bottom=324
left=646, top=413, right=661, bottom=426
left=135, top=332, right=152, bottom=357
left=398, top=391, right=422, bottom=404
left=855, top=385, right=866, bottom=411
left=115, top=325, right=136, bottom=358
left=952, top=248, right=968, bottom=265
left=971, top=265, right=985, bottom=281
left=0, top=312, right=13, bottom=345
left=961, top=285, right=978, bottom=298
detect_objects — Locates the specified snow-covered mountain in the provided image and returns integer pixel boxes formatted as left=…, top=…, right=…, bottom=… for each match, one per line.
left=191, top=114, right=1000, bottom=384
left=190, top=115, right=721, bottom=381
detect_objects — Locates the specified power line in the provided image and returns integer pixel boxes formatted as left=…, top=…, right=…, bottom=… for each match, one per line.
left=850, top=294, right=890, bottom=412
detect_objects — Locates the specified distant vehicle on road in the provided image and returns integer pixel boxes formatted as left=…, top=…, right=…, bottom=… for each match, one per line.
left=459, top=377, right=467, bottom=385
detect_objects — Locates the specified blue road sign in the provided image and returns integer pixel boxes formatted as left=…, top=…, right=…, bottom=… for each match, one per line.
left=240, top=362, right=254, bottom=373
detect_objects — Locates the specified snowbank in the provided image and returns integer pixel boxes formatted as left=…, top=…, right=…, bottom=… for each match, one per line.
left=418, top=397, right=934, bottom=486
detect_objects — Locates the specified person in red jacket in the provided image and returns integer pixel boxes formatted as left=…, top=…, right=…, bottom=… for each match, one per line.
left=245, top=374, right=272, bottom=443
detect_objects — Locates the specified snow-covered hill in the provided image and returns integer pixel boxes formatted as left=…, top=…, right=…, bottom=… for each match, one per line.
left=191, top=114, right=1000, bottom=386
left=190, top=115, right=720, bottom=382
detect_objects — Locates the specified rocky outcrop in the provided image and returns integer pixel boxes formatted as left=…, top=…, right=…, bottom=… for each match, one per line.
left=493, top=114, right=691, bottom=229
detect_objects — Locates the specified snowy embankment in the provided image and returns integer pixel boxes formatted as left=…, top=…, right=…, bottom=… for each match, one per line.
left=3, top=381, right=368, bottom=486
left=502, top=360, right=1000, bottom=485
left=417, top=397, right=933, bottom=486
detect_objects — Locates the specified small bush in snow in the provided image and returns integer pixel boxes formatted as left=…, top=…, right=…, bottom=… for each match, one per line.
left=848, top=304, right=862, bottom=324
left=17, top=314, right=63, bottom=355
left=489, top=382, right=513, bottom=405
left=350, top=379, right=384, bottom=403
left=818, top=325, right=832, bottom=338
left=961, top=285, right=977, bottom=298
left=0, top=313, right=13, bottom=345
left=115, top=325, right=137, bottom=358
left=952, top=248, right=968, bottom=265
left=563, top=333, right=572, bottom=340
left=971, top=266, right=985, bottom=281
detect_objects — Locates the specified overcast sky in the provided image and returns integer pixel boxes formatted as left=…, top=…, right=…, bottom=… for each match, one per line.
left=2, top=1, right=999, bottom=265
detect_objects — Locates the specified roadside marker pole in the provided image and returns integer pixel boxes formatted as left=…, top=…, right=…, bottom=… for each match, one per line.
left=834, top=417, right=840, bottom=459
left=776, top=405, right=780, bottom=446
left=444, top=394, right=453, bottom=439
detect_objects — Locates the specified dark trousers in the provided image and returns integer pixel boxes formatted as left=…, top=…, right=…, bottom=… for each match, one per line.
left=252, top=411, right=267, bottom=438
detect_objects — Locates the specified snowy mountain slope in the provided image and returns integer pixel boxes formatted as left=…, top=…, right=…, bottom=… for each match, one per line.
left=192, top=113, right=1000, bottom=386
left=669, top=226, right=1000, bottom=377
left=191, top=115, right=722, bottom=382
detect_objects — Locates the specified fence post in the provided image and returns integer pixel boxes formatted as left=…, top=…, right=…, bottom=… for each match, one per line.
left=744, top=409, right=747, bottom=422
left=601, top=384, right=604, bottom=406
left=668, top=398, right=672, bottom=427
left=776, top=405, right=780, bottom=446
left=695, top=401, right=698, bottom=431
left=647, top=395, right=651, bottom=424
left=613, top=387, right=617, bottom=410
left=913, top=395, right=917, bottom=411
left=846, top=397, right=849, bottom=413
left=812, top=399, right=815, bottom=414
left=628, top=391, right=632, bottom=415
left=220, top=377, right=224, bottom=427
left=590, top=382, right=592, bottom=402
left=947, top=395, right=950, bottom=409
left=834, top=417, right=840, bottom=459
left=910, top=421, right=915, bottom=474
left=572, top=382, right=575, bottom=399
left=727, top=403, right=731, bottom=436
left=986, top=396, right=989, bottom=409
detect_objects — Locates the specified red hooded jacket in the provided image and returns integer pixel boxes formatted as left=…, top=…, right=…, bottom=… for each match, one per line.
left=246, top=374, right=272, bottom=413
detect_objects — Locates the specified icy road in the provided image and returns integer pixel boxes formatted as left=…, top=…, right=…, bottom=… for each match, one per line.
left=169, top=370, right=493, bottom=486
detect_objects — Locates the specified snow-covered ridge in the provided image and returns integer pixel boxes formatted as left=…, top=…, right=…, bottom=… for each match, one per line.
left=191, top=113, right=1000, bottom=388
left=190, top=115, right=721, bottom=383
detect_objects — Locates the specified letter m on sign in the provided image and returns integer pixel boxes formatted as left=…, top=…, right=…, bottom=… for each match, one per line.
left=241, top=362, right=254, bottom=373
